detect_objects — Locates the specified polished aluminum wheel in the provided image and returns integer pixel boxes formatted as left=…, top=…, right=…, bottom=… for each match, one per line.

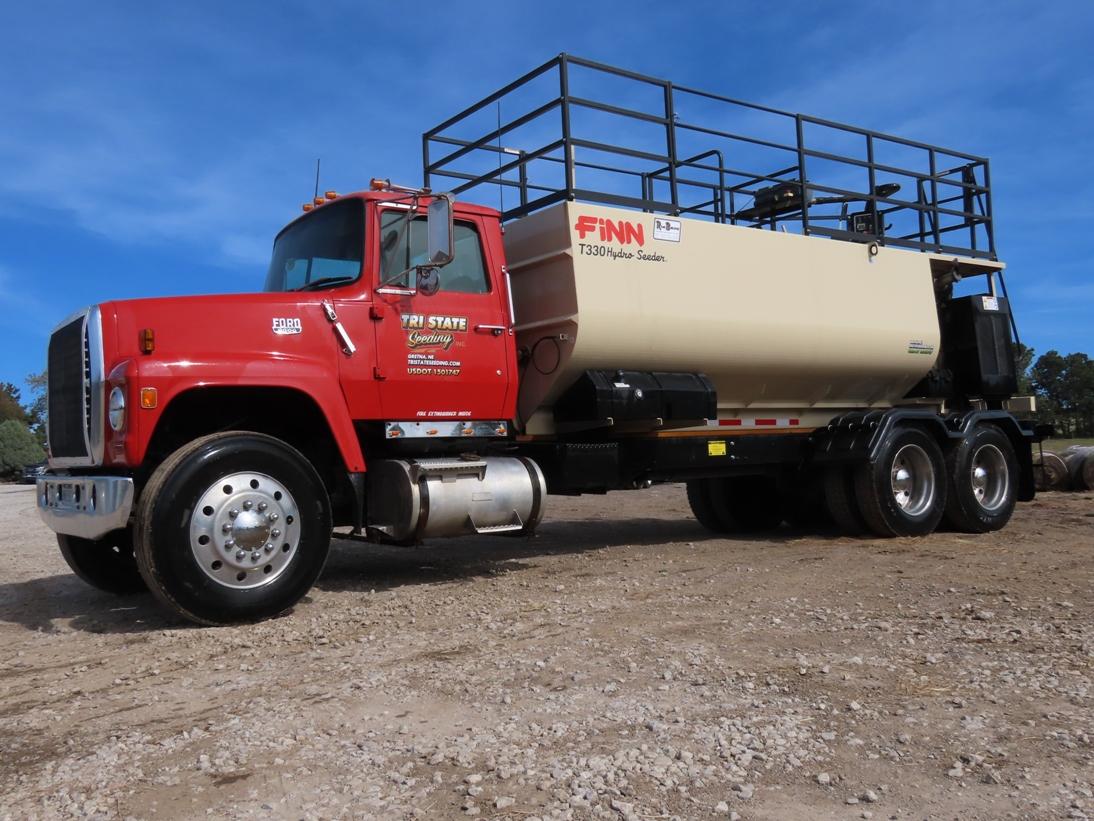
left=970, top=444, right=1009, bottom=512
left=189, top=472, right=300, bottom=589
left=890, top=443, right=935, bottom=516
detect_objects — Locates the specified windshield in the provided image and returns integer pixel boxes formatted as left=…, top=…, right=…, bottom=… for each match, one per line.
left=264, top=198, right=364, bottom=292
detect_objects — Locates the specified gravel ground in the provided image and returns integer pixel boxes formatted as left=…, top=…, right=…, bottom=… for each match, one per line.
left=1, top=482, right=1092, bottom=820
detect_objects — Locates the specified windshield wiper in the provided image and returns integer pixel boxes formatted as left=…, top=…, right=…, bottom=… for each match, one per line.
left=293, top=276, right=355, bottom=292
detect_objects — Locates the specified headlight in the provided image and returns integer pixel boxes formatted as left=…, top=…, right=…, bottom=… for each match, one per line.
left=108, top=386, right=126, bottom=432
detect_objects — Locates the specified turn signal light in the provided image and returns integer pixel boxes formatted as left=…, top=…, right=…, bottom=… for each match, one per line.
left=139, top=328, right=155, bottom=354
left=324, top=190, right=338, bottom=200
left=140, top=387, right=158, bottom=409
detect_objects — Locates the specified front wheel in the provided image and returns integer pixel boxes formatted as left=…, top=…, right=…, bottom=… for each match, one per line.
left=135, top=432, right=332, bottom=625
left=57, top=529, right=147, bottom=594
left=943, top=425, right=1018, bottom=533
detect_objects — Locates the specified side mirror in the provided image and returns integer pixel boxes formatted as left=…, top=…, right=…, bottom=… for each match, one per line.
left=426, top=195, right=454, bottom=267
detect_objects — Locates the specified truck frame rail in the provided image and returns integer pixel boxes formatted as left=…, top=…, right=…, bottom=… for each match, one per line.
left=423, top=53, right=996, bottom=260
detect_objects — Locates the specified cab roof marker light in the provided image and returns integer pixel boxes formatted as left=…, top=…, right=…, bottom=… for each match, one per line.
left=302, top=203, right=313, bottom=211
left=324, top=190, right=338, bottom=200
left=370, top=178, right=431, bottom=195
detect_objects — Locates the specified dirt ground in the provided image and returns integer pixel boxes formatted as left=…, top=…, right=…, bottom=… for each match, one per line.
left=1, top=482, right=1092, bottom=820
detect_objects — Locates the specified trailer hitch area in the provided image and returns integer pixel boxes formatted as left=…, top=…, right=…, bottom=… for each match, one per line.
left=322, top=301, right=356, bottom=356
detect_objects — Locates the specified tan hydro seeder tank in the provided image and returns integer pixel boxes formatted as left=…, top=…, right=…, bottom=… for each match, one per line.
left=423, top=53, right=1038, bottom=541
left=505, top=201, right=979, bottom=435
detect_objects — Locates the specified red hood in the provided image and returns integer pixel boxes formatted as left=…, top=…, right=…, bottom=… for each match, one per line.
left=100, top=291, right=346, bottom=370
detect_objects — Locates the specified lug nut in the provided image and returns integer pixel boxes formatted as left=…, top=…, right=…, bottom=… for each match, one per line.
left=264, top=543, right=274, bottom=553
left=225, top=538, right=236, bottom=548
left=235, top=550, right=246, bottom=561
left=221, top=523, right=232, bottom=533
left=250, top=551, right=260, bottom=561
left=271, top=529, right=281, bottom=539
left=242, top=500, right=253, bottom=510
left=268, top=513, right=279, bottom=522
left=258, top=502, right=268, bottom=512
left=229, top=508, right=239, bottom=519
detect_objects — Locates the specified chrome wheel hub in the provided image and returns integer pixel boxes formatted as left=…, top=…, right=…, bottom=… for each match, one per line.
left=970, top=444, right=1008, bottom=512
left=189, top=472, right=300, bottom=589
left=889, top=443, right=935, bottom=516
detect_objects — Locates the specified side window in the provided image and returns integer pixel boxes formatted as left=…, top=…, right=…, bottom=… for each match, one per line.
left=379, top=211, right=489, bottom=294
left=442, top=224, right=489, bottom=294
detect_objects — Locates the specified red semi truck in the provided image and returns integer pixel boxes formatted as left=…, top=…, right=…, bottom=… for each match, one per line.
left=38, top=55, right=1039, bottom=624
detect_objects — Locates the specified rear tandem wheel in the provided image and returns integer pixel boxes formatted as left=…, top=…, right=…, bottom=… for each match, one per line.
left=942, top=425, right=1018, bottom=533
left=686, top=477, right=783, bottom=533
left=853, top=425, right=947, bottom=537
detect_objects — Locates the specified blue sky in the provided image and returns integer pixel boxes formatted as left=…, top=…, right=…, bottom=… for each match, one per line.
left=2, top=1, right=1092, bottom=396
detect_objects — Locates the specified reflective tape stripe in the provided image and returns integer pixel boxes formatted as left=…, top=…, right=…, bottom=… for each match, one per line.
left=709, top=417, right=801, bottom=429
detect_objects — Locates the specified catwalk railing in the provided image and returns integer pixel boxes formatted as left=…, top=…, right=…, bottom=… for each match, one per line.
left=423, top=54, right=995, bottom=260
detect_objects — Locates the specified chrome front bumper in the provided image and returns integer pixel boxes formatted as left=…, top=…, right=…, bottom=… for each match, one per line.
left=37, top=475, right=134, bottom=540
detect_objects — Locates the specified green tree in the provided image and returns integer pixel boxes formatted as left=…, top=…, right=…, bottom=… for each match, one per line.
left=1031, top=350, right=1094, bottom=437
left=0, top=382, right=29, bottom=425
left=1014, top=343, right=1035, bottom=395
left=25, top=370, right=47, bottom=447
left=1061, top=353, right=1094, bottom=436
left=0, top=419, right=45, bottom=477
left=1032, top=350, right=1070, bottom=436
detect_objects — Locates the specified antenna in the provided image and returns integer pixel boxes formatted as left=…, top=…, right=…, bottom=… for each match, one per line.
left=313, top=158, right=321, bottom=200
left=496, top=101, right=503, bottom=213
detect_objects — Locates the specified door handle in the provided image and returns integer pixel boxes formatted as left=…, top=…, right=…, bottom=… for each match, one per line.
left=474, top=324, right=507, bottom=336
left=322, top=301, right=357, bottom=355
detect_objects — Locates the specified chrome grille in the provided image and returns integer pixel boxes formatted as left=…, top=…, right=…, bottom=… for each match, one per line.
left=83, top=325, right=92, bottom=444
left=46, top=307, right=104, bottom=467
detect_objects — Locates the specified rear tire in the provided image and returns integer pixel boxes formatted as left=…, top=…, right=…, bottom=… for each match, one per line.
left=135, top=432, right=332, bottom=625
left=824, top=466, right=867, bottom=536
left=781, top=475, right=830, bottom=529
left=854, top=426, right=946, bottom=537
left=943, top=425, right=1018, bottom=533
left=57, top=529, right=146, bottom=594
left=719, top=477, right=784, bottom=531
left=686, top=479, right=733, bottom=532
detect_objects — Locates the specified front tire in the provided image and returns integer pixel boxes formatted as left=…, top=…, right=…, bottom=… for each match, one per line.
left=943, top=425, right=1018, bottom=533
left=57, top=529, right=146, bottom=594
left=135, top=432, right=332, bottom=625
left=854, top=426, right=946, bottom=537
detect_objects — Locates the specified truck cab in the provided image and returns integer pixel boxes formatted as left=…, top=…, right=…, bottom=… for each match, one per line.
left=37, top=185, right=543, bottom=624
left=263, top=189, right=517, bottom=427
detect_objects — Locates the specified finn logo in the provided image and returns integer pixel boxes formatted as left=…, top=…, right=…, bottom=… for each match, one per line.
left=574, top=215, right=645, bottom=246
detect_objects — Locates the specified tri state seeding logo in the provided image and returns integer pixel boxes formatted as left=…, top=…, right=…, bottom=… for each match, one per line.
left=400, top=313, right=467, bottom=376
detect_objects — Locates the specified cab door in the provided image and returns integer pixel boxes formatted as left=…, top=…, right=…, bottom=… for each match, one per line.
left=371, top=205, right=513, bottom=422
